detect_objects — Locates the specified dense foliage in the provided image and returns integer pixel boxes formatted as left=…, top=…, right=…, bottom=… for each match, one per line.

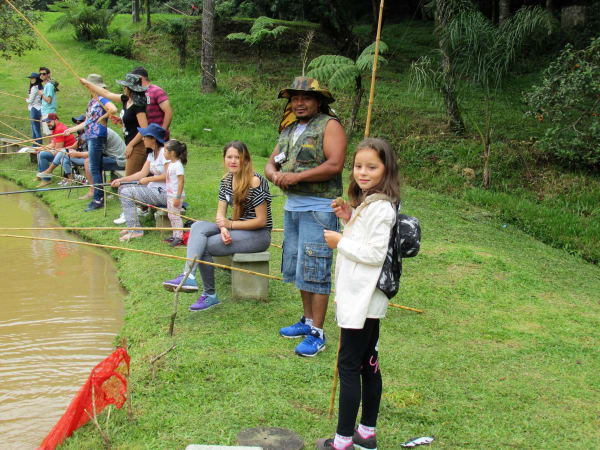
left=49, top=0, right=115, bottom=42
left=525, top=37, right=600, bottom=168
left=0, top=0, right=39, bottom=59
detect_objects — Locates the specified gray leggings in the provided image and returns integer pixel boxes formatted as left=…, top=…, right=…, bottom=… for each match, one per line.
left=119, top=185, right=167, bottom=228
left=185, top=221, right=271, bottom=295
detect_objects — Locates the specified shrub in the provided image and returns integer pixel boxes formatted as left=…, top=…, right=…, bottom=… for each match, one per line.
left=49, top=0, right=115, bottom=42
left=524, top=37, right=600, bottom=168
left=95, top=29, right=133, bottom=57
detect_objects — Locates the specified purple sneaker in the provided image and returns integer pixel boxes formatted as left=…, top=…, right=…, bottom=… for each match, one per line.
left=189, top=294, right=220, bottom=311
left=162, top=273, right=198, bottom=292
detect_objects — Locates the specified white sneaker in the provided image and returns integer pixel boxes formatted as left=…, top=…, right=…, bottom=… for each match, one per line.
left=113, top=213, right=126, bottom=225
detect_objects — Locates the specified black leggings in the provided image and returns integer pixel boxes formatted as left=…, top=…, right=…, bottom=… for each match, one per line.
left=337, top=318, right=382, bottom=437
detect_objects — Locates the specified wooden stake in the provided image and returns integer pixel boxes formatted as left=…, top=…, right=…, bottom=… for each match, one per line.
left=150, top=344, right=177, bottom=381
left=364, top=0, right=385, bottom=138
left=328, top=331, right=342, bottom=419
left=170, top=255, right=198, bottom=336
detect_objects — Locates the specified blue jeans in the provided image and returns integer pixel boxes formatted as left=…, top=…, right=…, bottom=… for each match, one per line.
left=282, top=210, right=339, bottom=294
left=30, top=108, right=42, bottom=147
left=88, top=137, right=107, bottom=203
left=37, top=151, right=54, bottom=180
left=61, top=155, right=86, bottom=175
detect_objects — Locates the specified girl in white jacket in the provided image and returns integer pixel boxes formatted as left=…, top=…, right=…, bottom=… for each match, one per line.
left=319, top=138, right=400, bottom=450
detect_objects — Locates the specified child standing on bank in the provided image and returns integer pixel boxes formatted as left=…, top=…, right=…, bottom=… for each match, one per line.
left=320, top=138, right=400, bottom=450
left=164, top=140, right=187, bottom=247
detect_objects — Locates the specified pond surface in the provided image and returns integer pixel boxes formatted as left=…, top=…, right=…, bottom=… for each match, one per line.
left=0, top=179, right=125, bottom=449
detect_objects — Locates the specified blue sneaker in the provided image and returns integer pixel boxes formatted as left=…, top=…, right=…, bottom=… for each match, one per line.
left=84, top=200, right=103, bottom=212
left=295, top=328, right=326, bottom=357
left=162, top=274, right=198, bottom=292
left=189, top=293, right=220, bottom=311
left=279, top=317, right=311, bottom=339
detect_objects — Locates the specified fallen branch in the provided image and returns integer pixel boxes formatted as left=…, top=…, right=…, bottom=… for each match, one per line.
left=150, top=344, right=177, bottom=381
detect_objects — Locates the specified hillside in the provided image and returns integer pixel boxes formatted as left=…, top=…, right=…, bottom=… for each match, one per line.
left=1, top=13, right=599, bottom=449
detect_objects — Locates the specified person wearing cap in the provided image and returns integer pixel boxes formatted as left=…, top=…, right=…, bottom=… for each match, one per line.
left=81, top=72, right=149, bottom=177
left=69, top=74, right=118, bottom=211
left=110, top=123, right=168, bottom=241
left=26, top=72, right=43, bottom=147
left=265, top=76, right=347, bottom=357
left=130, top=66, right=173, bottom=139
left=38, top=67, right=57, bottom=135
left=35, top=113, right=77, bottom=187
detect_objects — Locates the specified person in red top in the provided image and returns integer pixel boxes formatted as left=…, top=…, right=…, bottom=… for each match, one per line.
left=130, top=66, right=173, bottom=138
left=35, top=113, right=77, bottom=187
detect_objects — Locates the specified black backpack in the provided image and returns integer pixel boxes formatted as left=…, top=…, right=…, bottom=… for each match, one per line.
left=377, top=202, right=421, bottom=299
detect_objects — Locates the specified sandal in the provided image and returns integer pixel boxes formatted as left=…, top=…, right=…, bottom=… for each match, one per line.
left=119, top=231, right=144, bottom=242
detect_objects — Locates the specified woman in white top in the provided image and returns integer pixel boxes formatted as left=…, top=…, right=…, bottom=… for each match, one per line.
left=26, top=72, right=43, bottom=147
left=110, top=123, right=167, bottom=241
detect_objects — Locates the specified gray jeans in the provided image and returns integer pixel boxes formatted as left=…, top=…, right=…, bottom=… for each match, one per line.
left=185, top=221, right=271, bottom=295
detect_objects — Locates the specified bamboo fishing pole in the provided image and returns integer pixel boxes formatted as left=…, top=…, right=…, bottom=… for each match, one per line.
left=0, top=119, right=30, bottom=140
left=0, top=90, right=27, bottom=101
left=0, top=181, right=137, bottom=196
left=0, top=113, right=43, bottom=123
left=0, top=226, right=190, bottom=231
left=3, top=0, right=112, bottom=115
left=0, top=233, right=422, bottom=313
left=165, top=3, right=189, bottom=15
left=364, top=0, right=385, bottom=138
left=0, top=134, right=53, bottom=150
left=0, top=131, right=22, bottom=140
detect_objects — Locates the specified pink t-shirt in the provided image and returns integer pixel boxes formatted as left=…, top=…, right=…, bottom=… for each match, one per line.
left=145, top=84, right=168, bottom=127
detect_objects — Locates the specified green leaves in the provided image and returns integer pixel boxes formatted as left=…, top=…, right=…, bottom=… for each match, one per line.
left=49, top=0, right=115, bottom=42
left=226, top=16, right=288, bottom=46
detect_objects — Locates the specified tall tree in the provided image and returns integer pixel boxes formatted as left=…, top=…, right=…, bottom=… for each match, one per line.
left=132, top=0, right=139, bottom=23
left=145, top=0, right=150, bottom=30
left=0, top=0, right=39, bottom=59
left=226, top=17, right=288, bottom=77
left=202, top=0, right=216, bottom=93
left=499, top=0, right=510, bottom=23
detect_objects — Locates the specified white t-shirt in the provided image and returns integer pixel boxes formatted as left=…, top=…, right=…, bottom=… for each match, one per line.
left=166, top=159, right=185, bottom=199
left=147, top=148, right=167, bottom=189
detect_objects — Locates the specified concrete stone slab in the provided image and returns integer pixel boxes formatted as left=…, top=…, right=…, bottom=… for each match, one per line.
left=232, top=251, right=270, bottom=263
left=237, top=427, right=303, bottom=450
left=186, top=446, right=262, bottom=450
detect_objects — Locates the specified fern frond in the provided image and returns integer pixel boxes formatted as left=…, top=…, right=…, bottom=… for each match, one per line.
left=308, top=55, right=354, bottom=70
left=328, top=65, right=360, bottom=90
left=358, top=41, right=389, bottom=59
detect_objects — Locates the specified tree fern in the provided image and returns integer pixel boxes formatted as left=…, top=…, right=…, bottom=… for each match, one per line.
left=307, top=41, right=388, bottom=135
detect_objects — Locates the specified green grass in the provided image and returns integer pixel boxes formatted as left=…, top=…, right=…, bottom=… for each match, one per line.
left=1, top=13, right=600, bottom=449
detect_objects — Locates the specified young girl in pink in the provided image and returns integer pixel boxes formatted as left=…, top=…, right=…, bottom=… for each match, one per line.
left=164, top=140, right=187, bottom=247
left=320, top=138, right=400, bottom=450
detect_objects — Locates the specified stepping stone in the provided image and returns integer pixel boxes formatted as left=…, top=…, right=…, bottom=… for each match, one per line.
left=186, top=446, right=262, bottom=450
left=237, top=427, right=304, bottom=450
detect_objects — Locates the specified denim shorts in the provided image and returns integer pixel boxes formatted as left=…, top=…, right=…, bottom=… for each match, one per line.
left=282, top=210, right=339, bottom=295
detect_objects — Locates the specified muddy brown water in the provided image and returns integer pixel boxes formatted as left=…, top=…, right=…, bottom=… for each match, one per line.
left=0, top=179, right=125, bottom=449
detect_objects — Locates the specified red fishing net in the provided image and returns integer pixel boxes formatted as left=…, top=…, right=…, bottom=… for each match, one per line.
left=38, top=347, right=130, bottom=450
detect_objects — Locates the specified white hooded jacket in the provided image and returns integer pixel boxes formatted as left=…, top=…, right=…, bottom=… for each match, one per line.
left=334, top=193, right=396, bottom=329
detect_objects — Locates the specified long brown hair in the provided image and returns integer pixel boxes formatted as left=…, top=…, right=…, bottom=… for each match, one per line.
left=347, top=138, right=400, bottom=208
left=223, top=141, right=253, bottom=220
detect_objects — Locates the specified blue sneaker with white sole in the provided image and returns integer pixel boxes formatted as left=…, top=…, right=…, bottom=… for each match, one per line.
left=295, top=328, right=326, bottom=357
left=279, top=317, right=311, bottom=338
left=189, top=293, right=220, bottom=311
left=162, top=273, right=198, bottom=292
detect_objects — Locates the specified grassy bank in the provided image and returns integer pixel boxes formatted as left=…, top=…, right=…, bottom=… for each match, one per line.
left=1, top=13, right=600, bottom=449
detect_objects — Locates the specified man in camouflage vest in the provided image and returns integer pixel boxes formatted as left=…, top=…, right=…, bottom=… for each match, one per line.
left=265, top=76, right=347, bottom=357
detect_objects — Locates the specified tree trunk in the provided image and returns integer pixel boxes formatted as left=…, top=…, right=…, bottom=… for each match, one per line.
left=491, top=0, right=498, bottom=25
left=546, top=0, right=553, bottom=14
left=201, top=0, right=217, bottom=93
left=370, top=0, right=378, bottom=41
left=349, top=76, right=364, bottom=137
left=436, top=2, right=465, bottom=134
left=257, top=46, right=263, bottom=78
left=132, top=0, right=139, bottom=23
left=499, top=0, right=510, bottom=24
left=145, top=0, right=151, bottom=30
left=482, top=97, right=491, bottom=189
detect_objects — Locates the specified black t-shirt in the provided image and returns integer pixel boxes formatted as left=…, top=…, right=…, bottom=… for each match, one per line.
left=120, top=94, right=146, bottom=145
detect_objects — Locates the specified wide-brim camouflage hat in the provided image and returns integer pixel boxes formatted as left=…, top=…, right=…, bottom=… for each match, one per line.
left=116, top=73, right=148, bottom=92
left=278, top=76, right=335, bottom=103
